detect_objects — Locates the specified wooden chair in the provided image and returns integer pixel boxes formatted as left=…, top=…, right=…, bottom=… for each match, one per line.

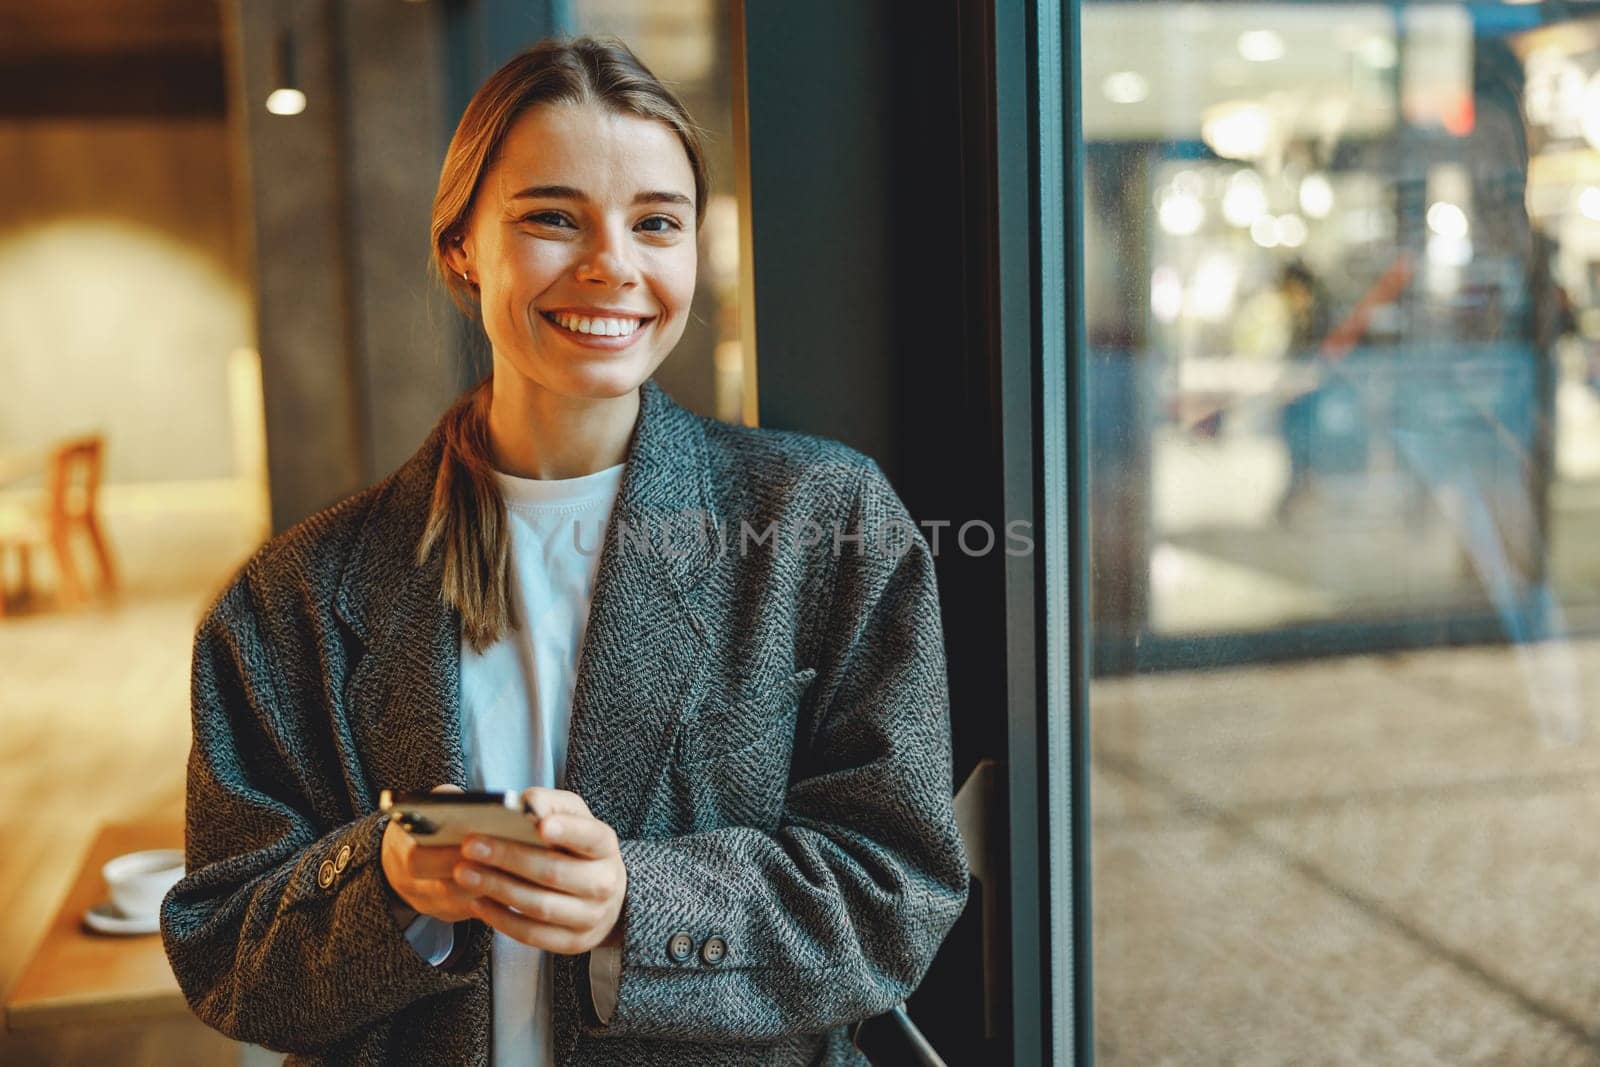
left=0, top=436, right=118, bottom=615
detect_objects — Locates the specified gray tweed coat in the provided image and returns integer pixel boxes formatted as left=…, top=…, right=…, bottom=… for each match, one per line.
left=160, top=378, right=968, bottom=1065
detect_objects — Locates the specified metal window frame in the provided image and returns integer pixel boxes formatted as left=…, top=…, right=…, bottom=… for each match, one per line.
left=995, top=0, right=1087, bottom=1061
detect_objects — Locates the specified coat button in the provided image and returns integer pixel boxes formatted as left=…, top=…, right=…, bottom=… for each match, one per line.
left=317, top=859, right=336, bottom=889
left=334, top=844, right=352, bottom=872
left=700, top=935, right=727, bottom=966
left=667, top=931, right=695, bottom=962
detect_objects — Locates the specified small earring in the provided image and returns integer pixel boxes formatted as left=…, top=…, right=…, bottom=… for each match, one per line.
left=460, top=270, right=470, bottom=283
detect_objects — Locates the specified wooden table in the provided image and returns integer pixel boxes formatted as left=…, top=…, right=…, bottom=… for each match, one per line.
left=4, top=822, right=189, bottom=1030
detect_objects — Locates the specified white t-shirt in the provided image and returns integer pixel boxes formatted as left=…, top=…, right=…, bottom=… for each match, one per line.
left=403, top=459, right=626, bottom=1065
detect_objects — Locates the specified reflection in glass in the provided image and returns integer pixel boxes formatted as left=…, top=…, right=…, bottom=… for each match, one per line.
left=1083, top=4, right=1600, bottom=1062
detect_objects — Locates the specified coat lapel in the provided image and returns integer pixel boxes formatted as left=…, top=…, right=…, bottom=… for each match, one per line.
left=335, top=419, right=466, bottom=798
left=561, top=380, right=720, bottom=835
left=335, top=379, right=719, bottom=835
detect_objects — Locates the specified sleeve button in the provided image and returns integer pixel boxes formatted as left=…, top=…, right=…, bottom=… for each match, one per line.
left=317, top=859, right=337, bottom=889
left=700, top=935, right=727, bottom=966
left=667, top=931, right=695, bottom=962
left=334, top=844, right=352, bottom=872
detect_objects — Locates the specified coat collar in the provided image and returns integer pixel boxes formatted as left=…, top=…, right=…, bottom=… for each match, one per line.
left=334, top=378, right=721, bottom=834
left=334, top=378, right=718, bottom=645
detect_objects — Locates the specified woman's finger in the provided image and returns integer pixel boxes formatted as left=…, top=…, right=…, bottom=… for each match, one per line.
left=470, top=896, right=589, bottom=954
left=460, top=835, right=615, bottom=899
left=462, top=838, right=614, bottom=900
left=519, top=786, right=591, bottom=820
left=454, top=863, right=601, bottom=931
left=535, top=813, right=617, bottom=860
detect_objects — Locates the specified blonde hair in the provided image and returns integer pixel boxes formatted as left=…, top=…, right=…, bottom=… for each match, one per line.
left=418, top=37, right=708, bottom=653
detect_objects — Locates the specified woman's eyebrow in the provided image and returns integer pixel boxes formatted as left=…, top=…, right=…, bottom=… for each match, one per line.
left=510, top=184, right=691, bottom=208
left=633, top=190, right=693, bottom=207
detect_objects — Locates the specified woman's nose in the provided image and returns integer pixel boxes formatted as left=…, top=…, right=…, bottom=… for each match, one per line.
left=574, top=225, right=639, bottom=289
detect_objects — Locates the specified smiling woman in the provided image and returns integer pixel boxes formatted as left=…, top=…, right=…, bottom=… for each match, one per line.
left=158, top=33, right=966, bottom=1067
left=442, top=103, right=698, bottom=401
left=422, top=42, right=712, bottom=657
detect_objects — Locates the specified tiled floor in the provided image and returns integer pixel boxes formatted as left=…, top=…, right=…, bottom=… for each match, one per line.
left=1093, top=643, right=1600, bottom=1065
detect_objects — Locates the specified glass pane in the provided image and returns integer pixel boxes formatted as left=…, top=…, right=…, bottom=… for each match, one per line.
left=1082, top=3, right=1600, bottom=1061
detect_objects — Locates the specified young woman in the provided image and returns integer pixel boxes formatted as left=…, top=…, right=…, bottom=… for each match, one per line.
left=161, top=37, right=967, bottom=1066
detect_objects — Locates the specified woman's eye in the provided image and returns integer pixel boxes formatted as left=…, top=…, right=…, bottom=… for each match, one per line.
left=523, top=212, right=571, bottom=228
left=637, top=215, right=681, bottom=234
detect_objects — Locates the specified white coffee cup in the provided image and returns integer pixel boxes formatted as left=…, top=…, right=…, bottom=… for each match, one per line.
left=102, top=849, right=185, bottom=920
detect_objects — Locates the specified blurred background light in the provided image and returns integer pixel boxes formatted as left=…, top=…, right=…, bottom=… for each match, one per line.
left=1203, top=101, right=1273, bottom=160
left=1238, top=29, right=1286, bottom=63
left=264, top=88, right=305, bottom=116
left=1102, top=70, right=1149, bottom=105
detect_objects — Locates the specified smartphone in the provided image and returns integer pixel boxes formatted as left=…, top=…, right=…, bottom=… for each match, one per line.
left=378, top=789, right=547, bottom=847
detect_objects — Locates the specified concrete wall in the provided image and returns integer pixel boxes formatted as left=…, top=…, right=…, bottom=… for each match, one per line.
left=0, top=118, right=252, bottom=484
left=228, top=0, right=457, bottom=533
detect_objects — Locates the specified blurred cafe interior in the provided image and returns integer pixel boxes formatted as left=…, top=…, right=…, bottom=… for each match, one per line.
left=1082, top=3, right=1600, bottom=1064
left=10, top=0, right=1600, bottom=1065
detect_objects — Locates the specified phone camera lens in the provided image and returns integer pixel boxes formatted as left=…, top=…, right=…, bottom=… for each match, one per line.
left=399, top=812, right=439, bottom=835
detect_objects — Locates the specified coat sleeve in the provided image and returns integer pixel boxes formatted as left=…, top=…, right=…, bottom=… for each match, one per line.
left=158, top=565, right=483, bottom=1054
left=581, top=459, right=970, bottom=1041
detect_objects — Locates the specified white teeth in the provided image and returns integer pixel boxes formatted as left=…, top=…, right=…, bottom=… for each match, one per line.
left=548, top=312, right=642, bottom=337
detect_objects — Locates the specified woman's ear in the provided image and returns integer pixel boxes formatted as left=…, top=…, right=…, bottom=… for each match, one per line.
left=443, top=231, right=472, bottom=278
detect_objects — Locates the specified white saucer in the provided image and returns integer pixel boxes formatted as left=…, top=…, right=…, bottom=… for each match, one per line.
left=83, top=900, right=161, bottom=936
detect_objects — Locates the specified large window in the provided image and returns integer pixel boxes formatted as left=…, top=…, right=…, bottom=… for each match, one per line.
left=1080, top=3, right=1600, bottom=1061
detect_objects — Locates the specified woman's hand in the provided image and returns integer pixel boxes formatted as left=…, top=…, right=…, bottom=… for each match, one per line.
left=380, top=784, right=480, bottom=925
left=453, top=786, right=628, bottom=955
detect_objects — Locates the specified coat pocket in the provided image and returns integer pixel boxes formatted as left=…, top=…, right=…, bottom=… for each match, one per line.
left=669, top=667, right=819, bottom=833
left=675, top=667, right=819, bottom=767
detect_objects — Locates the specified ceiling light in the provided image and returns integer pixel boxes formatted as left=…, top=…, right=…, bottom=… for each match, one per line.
left=1102, top=71, right=1149, bottom=105
left=1249, top=215, right=1280, bottom=248
left=1202, top=102, right=1273, bottom=161
left=1157, top=189, right=1205, bottom=236
left=1578, top=187, right=1600, bottom=222
left=1426, top=201, right=1469, bottom=240
left=1238, top=30, right=1286, bottom=63
left=1189, top=254, right=1239, bottom=321
left=267, top=30, right=304, bottom=116
left=266, top=88, right=306, bottom=116
left=1151, top=265, right=1184, bottom=324
left=1277, top=214, right=1308, bottom=248
left=1582, top=71, right=1600, bottom=152
left=1299, top=173, right=1335, bottom=218
left=1222, top=171, right=1267, bottom=227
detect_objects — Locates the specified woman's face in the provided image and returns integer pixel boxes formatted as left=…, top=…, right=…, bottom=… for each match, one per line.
left=447, top=102, right=698, bottom=400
